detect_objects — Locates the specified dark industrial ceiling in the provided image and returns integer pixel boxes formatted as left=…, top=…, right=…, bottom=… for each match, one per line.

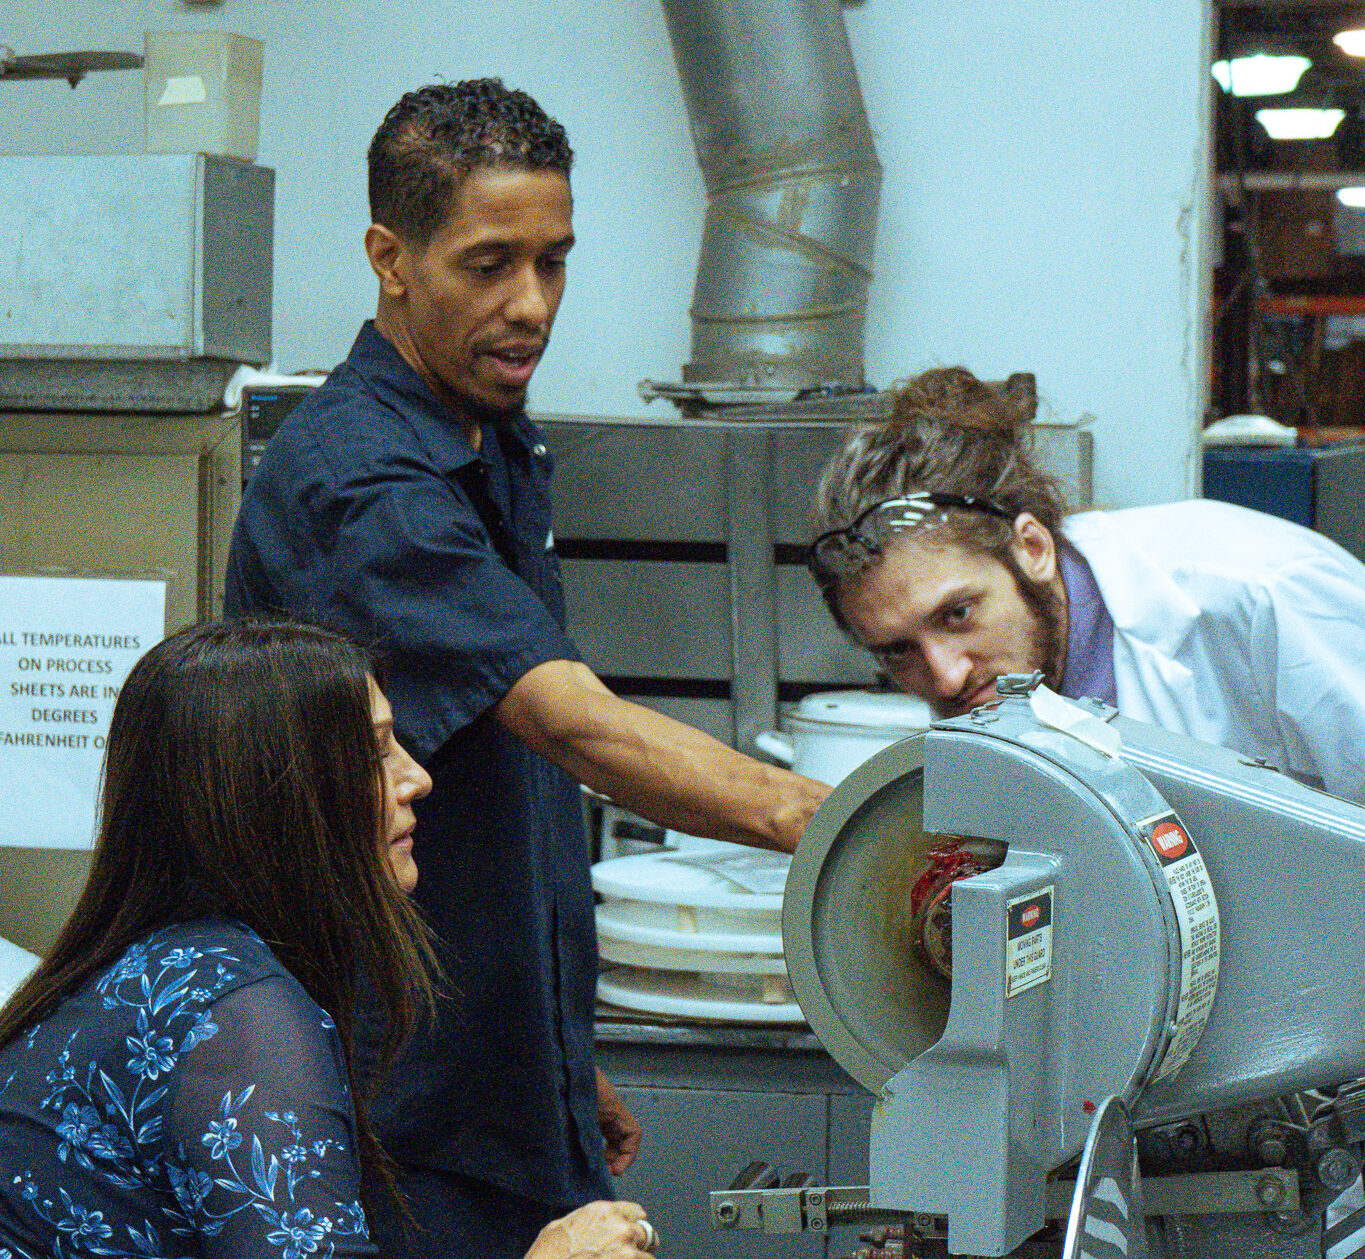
left=1216, top=2, right=1365, bottom=169
left=1211, top=3, right=1365, bottom=426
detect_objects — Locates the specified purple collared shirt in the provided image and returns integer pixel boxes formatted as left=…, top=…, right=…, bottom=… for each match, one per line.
left=1057, top=543, right=1118, bottom=707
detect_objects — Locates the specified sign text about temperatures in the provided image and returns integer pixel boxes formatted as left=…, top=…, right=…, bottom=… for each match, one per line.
left=3, top=631, right=145, bottom=751
left=0, top=578, right=166, bottom=849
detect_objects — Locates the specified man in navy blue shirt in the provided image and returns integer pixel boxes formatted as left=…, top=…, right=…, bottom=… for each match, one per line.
left=225, top=79, right=828, bottom=1259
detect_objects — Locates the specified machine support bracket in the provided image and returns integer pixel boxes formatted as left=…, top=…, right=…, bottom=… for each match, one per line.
left=1047, top=1166, right=1301, bottom=1219
left=710, top=1168, right=1302, bottom=1233
left=710, top=1184, right=905, bottom=1232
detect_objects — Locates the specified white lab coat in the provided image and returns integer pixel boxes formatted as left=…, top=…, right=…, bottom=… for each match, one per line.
left=1062, top=499, right=1365, bottom=803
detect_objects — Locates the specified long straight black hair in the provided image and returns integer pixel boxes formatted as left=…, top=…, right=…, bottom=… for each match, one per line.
left=0, top=618, right=438, bottom=1194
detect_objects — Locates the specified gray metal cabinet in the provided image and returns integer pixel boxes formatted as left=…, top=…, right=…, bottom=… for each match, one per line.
left=598, top=1029, right=875, bottom=1259
left=615, top=1085, right=828, bottom=1259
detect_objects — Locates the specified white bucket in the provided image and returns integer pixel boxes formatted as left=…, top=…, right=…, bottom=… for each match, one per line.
left=754, top=689, right=932, bottom=786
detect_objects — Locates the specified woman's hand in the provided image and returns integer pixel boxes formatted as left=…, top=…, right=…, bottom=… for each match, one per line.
left=526, top=1199, right=660, bottom=1259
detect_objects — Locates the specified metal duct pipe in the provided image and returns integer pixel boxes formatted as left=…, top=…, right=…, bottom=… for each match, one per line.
left=661, top=0, right=882, bottom=393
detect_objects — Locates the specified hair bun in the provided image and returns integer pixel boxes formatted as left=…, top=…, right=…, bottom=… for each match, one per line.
left=812, top=364, right=1069, bottom=549
left=889, top=366, right=1032, bottom=437
left=1001, top=372, right=1037, bottom=420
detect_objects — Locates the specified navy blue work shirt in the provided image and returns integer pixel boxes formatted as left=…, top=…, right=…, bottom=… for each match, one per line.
left=223, top=322, right=609, bottom=1210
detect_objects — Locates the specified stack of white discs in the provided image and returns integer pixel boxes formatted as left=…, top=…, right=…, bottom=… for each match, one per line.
left=592, top=846, right=801, bottom=1023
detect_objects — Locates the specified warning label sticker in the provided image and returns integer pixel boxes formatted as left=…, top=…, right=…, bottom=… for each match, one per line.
left=1140, top=812, right=1221, bottom=1083
left=1006, top=886, right=1054, bottom=998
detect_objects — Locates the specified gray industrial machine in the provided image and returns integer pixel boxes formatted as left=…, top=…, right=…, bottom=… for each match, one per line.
left=711, top=677, right=1365, bottom=1257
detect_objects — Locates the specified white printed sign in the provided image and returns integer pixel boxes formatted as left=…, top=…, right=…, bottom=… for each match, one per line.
left=1138, top=812, right=1221, bottom=1083
left=1006, top=885, right=1054, bottom=998
left=0, top=576, right=166, bottom=849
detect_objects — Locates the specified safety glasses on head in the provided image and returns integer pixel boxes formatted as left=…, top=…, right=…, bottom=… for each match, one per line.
left=807, top=492, right=1016, bottom=584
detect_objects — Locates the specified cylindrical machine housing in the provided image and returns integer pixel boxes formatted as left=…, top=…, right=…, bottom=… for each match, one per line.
left=784, top=694, right=1365, bottom=1256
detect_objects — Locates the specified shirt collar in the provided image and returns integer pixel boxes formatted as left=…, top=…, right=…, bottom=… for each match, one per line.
left=1057, top=541, right=1118, bottom=707
left=348, top=320, right=542, bottom=473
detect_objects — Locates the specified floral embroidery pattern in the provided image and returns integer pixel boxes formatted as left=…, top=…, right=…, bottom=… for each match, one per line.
left=0, top=925, right=369, bottom=1258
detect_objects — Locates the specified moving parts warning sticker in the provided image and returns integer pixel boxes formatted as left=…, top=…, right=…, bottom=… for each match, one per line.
left=1006, top=886, right=1053, bottom=998
left=1141, top=813, right=1221, bottom=1083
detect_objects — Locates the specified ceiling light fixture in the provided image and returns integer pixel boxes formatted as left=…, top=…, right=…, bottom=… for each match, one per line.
left=1255, top=107, right=1346, bottom=140
left=1333, top=29, right=1365, bottom=58
left=1211, top=54, right=1311, bottom=96
left=1337, top=186, right=1365, bottom=207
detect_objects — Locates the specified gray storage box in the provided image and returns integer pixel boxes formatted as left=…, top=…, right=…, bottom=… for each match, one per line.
left=0, top=154, right=272, bottom=365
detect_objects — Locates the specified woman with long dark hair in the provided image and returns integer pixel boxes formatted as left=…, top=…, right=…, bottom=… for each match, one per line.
left=0, top=620, right=655, bottom=1259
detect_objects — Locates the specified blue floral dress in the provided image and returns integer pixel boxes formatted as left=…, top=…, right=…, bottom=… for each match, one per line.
left=0, top=919, right=375, bottom=1259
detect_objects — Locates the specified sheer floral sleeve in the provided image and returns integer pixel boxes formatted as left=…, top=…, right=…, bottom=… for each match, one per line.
left=163, top=977, right=376, bottom=1259
left=0, top=924, right=378, bottom=1259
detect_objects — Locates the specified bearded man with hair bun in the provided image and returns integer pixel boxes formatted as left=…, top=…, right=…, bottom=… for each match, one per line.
left=808, top=365, right=1365, bottom=804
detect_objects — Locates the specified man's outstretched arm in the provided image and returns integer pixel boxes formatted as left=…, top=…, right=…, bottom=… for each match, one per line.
left=495, top=658, right=830, bottom=853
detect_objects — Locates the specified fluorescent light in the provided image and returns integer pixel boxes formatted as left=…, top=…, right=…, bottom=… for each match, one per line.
left=1212, top=54, right=1311, bottom=96
left=1255, top=108, right=1346, bottom=140
left=1337, top=187, right=1365, bottom=207
left=1334, top=29, right=1365, bottom=58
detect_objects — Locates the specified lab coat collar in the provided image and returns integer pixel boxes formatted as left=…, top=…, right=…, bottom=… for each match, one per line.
left=1061, top=510, right=1201, bottom=703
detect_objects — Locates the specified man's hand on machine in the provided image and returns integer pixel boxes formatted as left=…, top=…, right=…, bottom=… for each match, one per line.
left=596, top=1068, right=643, bottom=1174
left=527, top=1200, right=660, bottom=1259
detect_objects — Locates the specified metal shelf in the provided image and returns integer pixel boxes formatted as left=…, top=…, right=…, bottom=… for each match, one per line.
left=1, top=48, right=141, bottom=89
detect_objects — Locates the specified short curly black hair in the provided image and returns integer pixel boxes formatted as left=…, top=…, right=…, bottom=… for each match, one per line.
left=368, top=78, right=573, bottom=248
